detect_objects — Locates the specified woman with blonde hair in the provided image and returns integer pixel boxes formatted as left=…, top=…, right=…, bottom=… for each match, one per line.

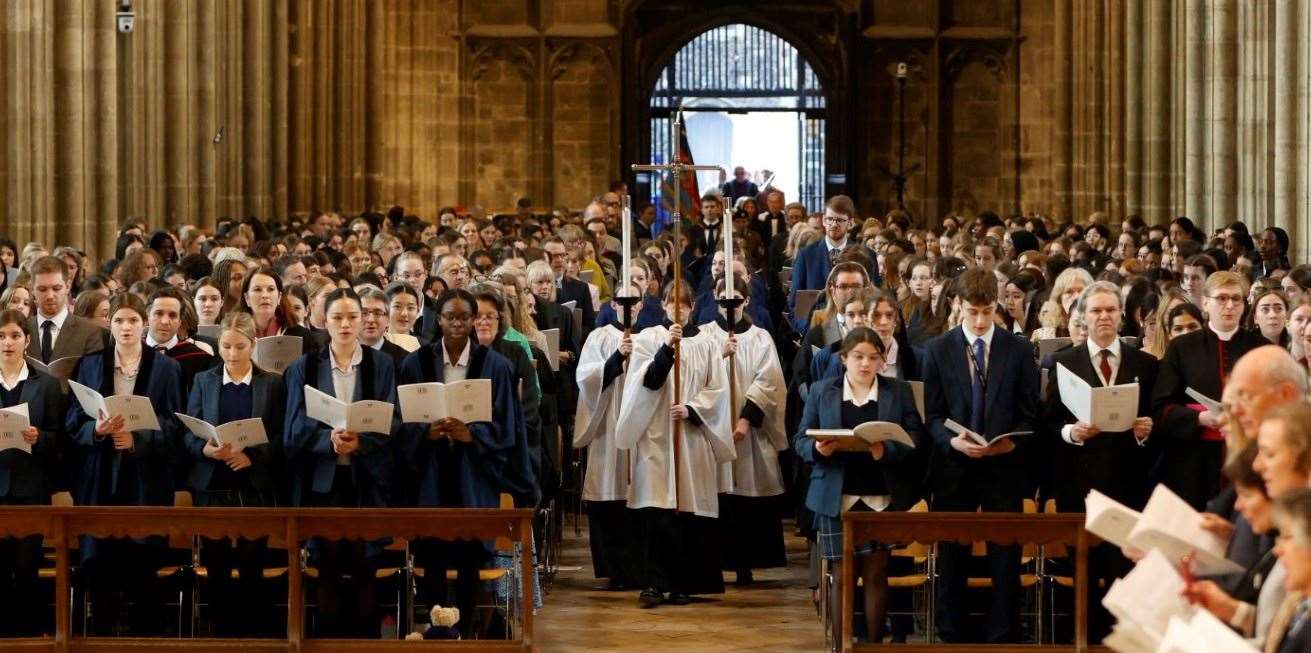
left=1030, top=266, right=1094, bottom=342
left=1144, top=287, right=1192, bottom=358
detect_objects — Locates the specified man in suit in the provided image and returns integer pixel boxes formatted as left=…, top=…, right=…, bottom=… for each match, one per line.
left=358, top=288, right=409, bottom=368
left=1044, top=282, right=1158, bottom=641
left=145, top=287, right=215, bottom=399
left=719, top=165, right=759, bottom=205
left=1152, top=270, right=1268, bottom=509
left=789, top=195, right=859, bottom=331
left=749, top=189, right=788, bottom=247
left=28, top=255, right=104, bottom=363
left=543, top=236, right=596, bottom=346
left=922, top=267, right=1039, bottom=643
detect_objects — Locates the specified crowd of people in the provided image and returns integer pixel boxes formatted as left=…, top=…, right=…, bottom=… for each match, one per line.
left=0, top=182, right=1310, bottom=647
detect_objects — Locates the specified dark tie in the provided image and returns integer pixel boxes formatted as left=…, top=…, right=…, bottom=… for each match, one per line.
left=40, top=321, right=53, bottom=363
left=970, top=338, right=987, bottom=434
left=829, top=246, right=841, bottom=265
left=156, top=344, right=168, bottom=355
left=1099, top=349, right=1114, bottom=386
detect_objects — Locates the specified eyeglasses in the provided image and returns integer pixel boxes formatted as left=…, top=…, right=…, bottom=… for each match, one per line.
left=1207, top=294, right=1244, bottom=305
left=395, top=271, right=425, bottom=281
left=832, top=283, right=864, bottom=291
left=474, top=312, right=499, bottom=323
left=822, top=216, right=850, bottom=226
left=361, top=309, right=387, bottom=318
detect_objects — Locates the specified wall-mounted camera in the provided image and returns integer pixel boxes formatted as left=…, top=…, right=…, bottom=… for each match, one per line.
left=116, top=0, right=134, bottom=34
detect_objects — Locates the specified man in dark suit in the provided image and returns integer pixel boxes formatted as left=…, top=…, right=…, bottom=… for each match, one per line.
left=1151, top=271, right=1267, bottom=509
left=788, top=195, right=858, bottom=331
left=719, top=165, right=759, bottom=205
left=145, top=287, right=215, bottom=399
left=749, top=189, right=789, bottom=247
left=1044, top=281, right=1158, bottom=641
left=27, top=256, right=104, bottom=363
left=543, top=236, right=596, bottom=345
left=358, top=288, right=409, bottom=368
left=921, top=267, right=1039, bottom=643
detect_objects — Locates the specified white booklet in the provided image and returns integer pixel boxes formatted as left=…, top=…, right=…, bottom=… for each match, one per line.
left=542, top=328, right=561, bottom=372
left=806, top=421, right=915, bottom=452
left=1055, top=363, right=1140, bottom=432
left=1102, top=548, right=1189, bottom=643
left=1086, top=485, right=1243, bottom=576
left=1184, top=387, right=1222, bottom=413
left=397, top=380, right=492, bottom=424
left=1156, top=609, right=1257, bottom=653
left=579, top=269, right=594, bottom=285
left=0, top=404, right=31, bottom=453
left=943, top=418, right=1032, bottom=447
left=1102, top=621, right=1158, bottom=653
left=175, top=413, right=268, bottom=452
left=68, top=380, right=161, bottom=431
left=26, top=355, right=78, bottom=390
left=303, top=386, right=393, bottom=434
left=254, top=336, right=303, bottom=374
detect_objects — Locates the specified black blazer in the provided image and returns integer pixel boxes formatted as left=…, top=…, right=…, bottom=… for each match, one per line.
left=0, top=367, right=66, bottom=499
left=374, top=339, right=409, bottom=369
left=556, top=277, right=596, bottom=344
left=921, top=327, right=1039, bottom=499
left=1150, top=327, right=1267, bottom=509
left=183, top=366, right=284, bottom=497
left=1044, top=343, right=1159, bottom=511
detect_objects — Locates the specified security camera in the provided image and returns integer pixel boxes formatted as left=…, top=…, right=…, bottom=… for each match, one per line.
left=116, top=0, right=134, bottom=34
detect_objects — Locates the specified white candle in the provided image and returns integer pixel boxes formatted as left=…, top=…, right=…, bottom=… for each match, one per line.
left=621, top=195, right=633, bottom=298
left=722, top=197, right=733, bottom=299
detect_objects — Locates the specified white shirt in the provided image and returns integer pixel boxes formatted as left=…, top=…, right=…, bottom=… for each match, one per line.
left=1062, top=338, right=1147, bottom=447
left=824, top=236, right=849, bottom=253
left=222, top=366, right=253, bottom=386
left=37, top=306, right=69, bottom=347
left=442, top=339, right=471, bottom=384
left=1210, top=323, right=1239, bottom=341
left=145, top=333, right=179, bottom=351
left=329, top=345, right=364, bottom=465
left=962, top=324, right=996, bottom=377
left=839, top=374, right=889, bottom=512
left=0, top=362, right=30, bottom=392
left=880, top=337, right=900, bottom=380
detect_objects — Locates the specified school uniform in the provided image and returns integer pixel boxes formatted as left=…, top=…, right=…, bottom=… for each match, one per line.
left=283, top=345, right=400, bottom=639
left=0, top=364, right=64, bottom=636
left=185, top=365, right=285, bottom=636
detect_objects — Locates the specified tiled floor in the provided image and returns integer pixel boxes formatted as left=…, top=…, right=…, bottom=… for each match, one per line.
left=535, top=519, right=825, bottom=652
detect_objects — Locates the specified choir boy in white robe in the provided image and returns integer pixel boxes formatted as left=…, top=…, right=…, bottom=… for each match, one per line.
left=616, top=279, right=733, bottom=608
left=703, top=274, right=788, bottom=584
left=574, top=287, right=643, bottom=590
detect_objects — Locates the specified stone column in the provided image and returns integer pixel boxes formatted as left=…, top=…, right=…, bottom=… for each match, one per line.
left=1274, top=0, right=1297, bottom=232
left=1184, top=0, right=1206, bottom=222
left=1143, top=0, right=1174, bottom=225
left=1209, top=0, right=1238, bottom=228
left=1125, top=0, right=1143, bottom=216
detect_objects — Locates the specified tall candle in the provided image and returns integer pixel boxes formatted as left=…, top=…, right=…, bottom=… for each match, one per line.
left=722, top=196, right=733, bottom=299
left=621, top=194, right=633, bottom=297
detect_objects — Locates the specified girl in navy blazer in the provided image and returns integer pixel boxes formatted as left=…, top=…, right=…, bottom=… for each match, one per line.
left=283, top=287, right=400, bottom=638
left=184, top=312, right=284, bottom=636
left=0, top=309, right=65, bottom=636
left=794, top=327, right=925, bottom=645
left=66, top=293, right=183, bottom=635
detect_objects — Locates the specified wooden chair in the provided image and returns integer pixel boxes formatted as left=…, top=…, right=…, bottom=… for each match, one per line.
left=947, top=499, right=1042, bottom=643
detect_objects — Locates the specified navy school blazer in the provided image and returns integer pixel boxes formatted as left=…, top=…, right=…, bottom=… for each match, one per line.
left=397, top=341, right=526, bottom=510
left=184, top=365, right=285, bottom=497
left=65, top=346, right=183, bottom=507
left=0, top=367, right=66, bottom=499
left=793, top=375, right=926, bottom=518
left=282, top=346, right=400, bottom=507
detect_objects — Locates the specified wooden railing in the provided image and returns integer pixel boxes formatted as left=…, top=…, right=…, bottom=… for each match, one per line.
left=842, top=511, right=1100, bottom=653
left=0, top=506, right=536, bottom=653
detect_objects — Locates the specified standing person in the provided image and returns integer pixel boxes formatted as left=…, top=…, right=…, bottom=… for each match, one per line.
left=0, top=310, right=65, bottom=637
left=184, top=312, right=284, bottom=637
left=616, top=280, right=732, bottom=608
left=921, top=267, right=1039, bottom=643
left=720, top=166, right=760, bottom=205
left=283, top=288, right=400, bottom=639
left=145, top=286, right=215, bottom=397
left=543, top=237, right=596, bottom=344
left=357, top=287, right=408, bottom=368
left=66, top=293, right=182, bottom=635
left=28, top=255, right=104, bottom=362
left=241, top=267, right=323, bottom=354
left=1152, top=271, right=1268, bottom=509
left=574, top=291, right=642, bottom=590
left=789, top=196, right=866, bottom=331
left=397, top=288, right=524, bottom=638
left=702, top=274, right=788, bottom=585
left=794, top=327, right=925, bottom=644
left=1043, top=282, right=1158, bottom=640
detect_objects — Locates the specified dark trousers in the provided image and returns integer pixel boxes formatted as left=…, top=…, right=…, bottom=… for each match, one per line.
left=197, top=487, right=275, bottom=637
left=631, top=507, right=725, bottom=596
left=80, top=537, right=168, bottom=636
left=306, top=472, right=380, bottom=639
left=931, top=469, right=1023, bottom=643
left=413, top=538, right=488, bottom=639
left=585, top=500, right=636, bottom=586
left=0, top=495, right=43, bottom=636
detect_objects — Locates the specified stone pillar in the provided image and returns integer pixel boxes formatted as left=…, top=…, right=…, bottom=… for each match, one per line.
left=1184, top=0, right=1205, bottom=222
left=1274, top=0, right=1297, bottom=232
left=1209, top=0, right=1238, bottom=227
left=1143, top=0, right=1174, bottom=225
left=1125, top=0, right=1143, bottom=216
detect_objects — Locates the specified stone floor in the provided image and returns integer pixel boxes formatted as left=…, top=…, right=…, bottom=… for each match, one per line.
left=534, top=519, right=825, bottom=652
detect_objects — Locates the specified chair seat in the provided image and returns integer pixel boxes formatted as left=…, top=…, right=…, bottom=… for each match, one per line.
left=967, top=574, right=1039, bottom=589
left=411, top=567, right=509, bottom=582
left=193, top=566, right=288, bottom=580
left=888, top=575, right=928, bottom=589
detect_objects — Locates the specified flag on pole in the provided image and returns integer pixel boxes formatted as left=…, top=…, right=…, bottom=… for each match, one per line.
left=658, top=121, right=701, bottom=232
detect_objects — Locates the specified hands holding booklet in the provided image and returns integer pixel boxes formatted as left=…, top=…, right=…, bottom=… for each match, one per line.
left=397, top=380, right=493, bottom=443
left=806, top=421, right=915, bottom=456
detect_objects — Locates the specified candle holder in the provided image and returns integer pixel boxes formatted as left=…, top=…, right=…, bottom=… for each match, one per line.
left=613, top=294, right=643, bottom=330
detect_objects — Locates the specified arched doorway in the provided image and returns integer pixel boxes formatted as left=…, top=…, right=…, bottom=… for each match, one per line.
left=639, top=23, right=829, bottom=224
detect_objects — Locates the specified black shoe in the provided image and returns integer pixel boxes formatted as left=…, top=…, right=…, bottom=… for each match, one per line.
left=736, top=569, right=754, bottom=586
left=666, top=592, right=692, bottom=605
left=605, top=578, right=629, bottom=591
left=638, top=589, right=665, bottom=608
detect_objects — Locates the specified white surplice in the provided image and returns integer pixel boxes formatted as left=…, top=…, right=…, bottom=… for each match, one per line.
left=573, top=324, right=631, bottom=503
left=615, top=325, right=733, bottom=518
left=700, top=321, right=788, bottom=497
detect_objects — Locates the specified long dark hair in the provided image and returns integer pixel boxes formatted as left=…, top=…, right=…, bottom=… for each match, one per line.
left=839, top=326, right=886, bottom=358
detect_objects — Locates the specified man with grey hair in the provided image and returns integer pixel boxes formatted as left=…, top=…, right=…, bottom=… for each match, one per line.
left=1043, top=280, right=1159, bottom=640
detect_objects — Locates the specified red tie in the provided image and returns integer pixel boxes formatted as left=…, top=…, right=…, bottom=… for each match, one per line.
left=1099, top=349, right=1113, bottom=385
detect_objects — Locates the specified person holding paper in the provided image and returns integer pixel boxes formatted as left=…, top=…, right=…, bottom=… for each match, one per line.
left=1262, top=489, right=1311, bottom=653
left=615, top=279, right=732, bottom=609
left=183, top=312, right=284, bottom=637
left=921, top=267, right=1039, bottom=643
left=397, top=288, right=524, bottom=638
left=702, top=274, right=789, bottom=585
left=283, top=287, right=400, bottom=639
left=543, top=237, right=596, bottom=344
left=65, top=292, right=182, bottom=636
left=0, top=309, right=65, bottom=637
left=240, top=266, right=322, bottom=354
left=793, top=328, right=925, bottom=644
left=1152, top=271, right=1268, bottom=509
